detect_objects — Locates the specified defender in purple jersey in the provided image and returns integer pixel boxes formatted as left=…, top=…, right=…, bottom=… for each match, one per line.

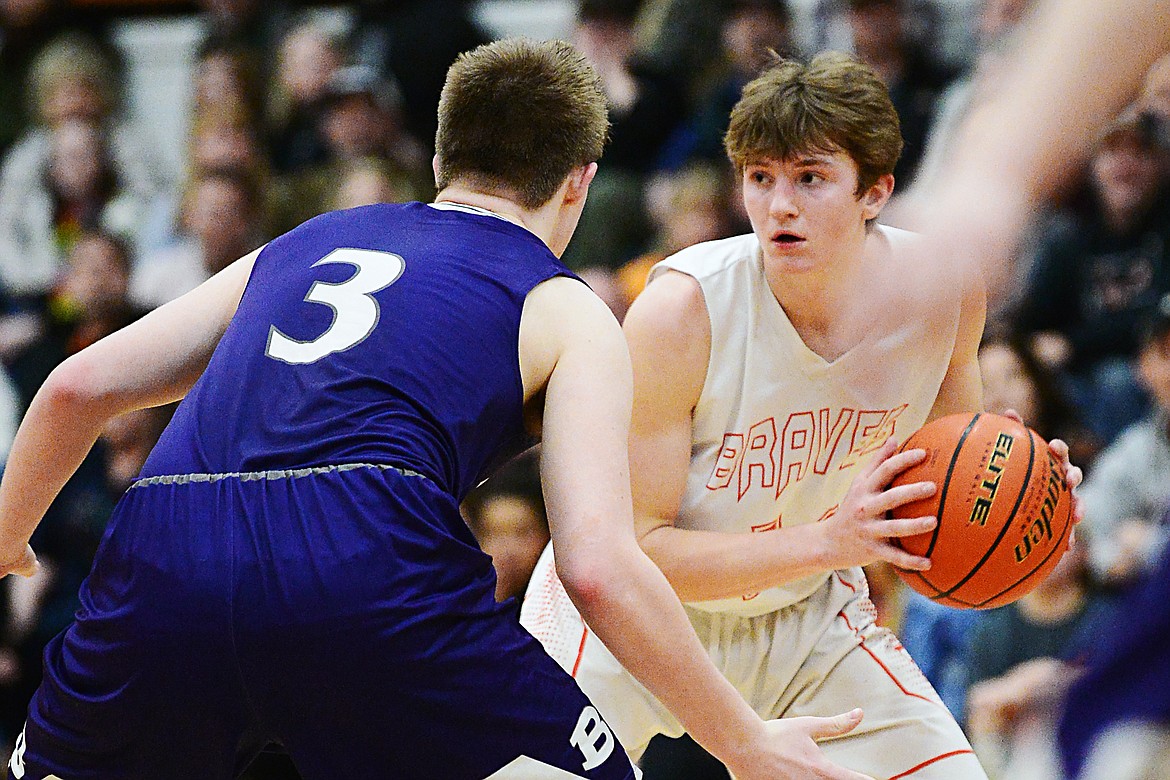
left=0, top=39, right=872, bottom=780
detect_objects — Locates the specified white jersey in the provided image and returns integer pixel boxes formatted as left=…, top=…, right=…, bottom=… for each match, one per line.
left=522, top=226, right=987, bottom=778
left=653, top=228, right=961, bottom=616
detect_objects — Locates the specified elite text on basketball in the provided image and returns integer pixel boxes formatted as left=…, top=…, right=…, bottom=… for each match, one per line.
left=969, top=432, right=1014, bottom=527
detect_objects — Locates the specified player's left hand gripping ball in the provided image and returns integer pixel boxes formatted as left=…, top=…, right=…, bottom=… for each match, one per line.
left=1004, top=408, right=1084, bottom=547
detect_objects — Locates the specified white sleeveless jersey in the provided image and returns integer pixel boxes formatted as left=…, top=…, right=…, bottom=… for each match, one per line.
left=651, top=227, right=961, bottom=617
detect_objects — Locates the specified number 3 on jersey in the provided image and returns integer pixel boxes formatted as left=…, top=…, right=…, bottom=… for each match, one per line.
left=266, top=248, right=405, bottom=365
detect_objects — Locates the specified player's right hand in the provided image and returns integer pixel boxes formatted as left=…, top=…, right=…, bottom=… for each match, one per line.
left=0, top=542, right=39, bottom=578
left=823, top=437, right=937, bottom=571
left=727, top=709, right=875, bottom=780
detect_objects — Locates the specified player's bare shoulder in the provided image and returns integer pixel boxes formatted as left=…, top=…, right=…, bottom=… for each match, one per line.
left=875, top=222, right=986, bottom=377
left=623, top=271, right=714, bottom=417
left=624, top=233, right=759, bottom=351
left=629, top=267, right=705, bottom=329
left=628, top=263, right=709, bottom=351
left=519, top=275, right=626, bottom=404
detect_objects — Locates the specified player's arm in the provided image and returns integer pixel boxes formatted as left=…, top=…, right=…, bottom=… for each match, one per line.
left=927, top=278, right=986, bottom=421
left=628, top=272, right=934, bottom=604
left=922, top=0, right=1170, bottom=294
left=0, top=248, right=261, bottom=577
left=523, top=276, right=874, bottom=780
left=956, top=0, right=1170, bottom=202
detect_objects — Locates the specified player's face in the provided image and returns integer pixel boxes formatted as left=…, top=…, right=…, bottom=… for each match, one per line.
left=741, top=149, right=887, bottom=274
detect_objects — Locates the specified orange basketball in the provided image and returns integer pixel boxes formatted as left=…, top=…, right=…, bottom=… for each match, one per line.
left=890, top=412, right=1074, bottom=609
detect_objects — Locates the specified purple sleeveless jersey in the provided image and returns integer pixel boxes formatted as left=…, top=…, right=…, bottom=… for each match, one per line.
left=9, top=203, right=635, bottom=780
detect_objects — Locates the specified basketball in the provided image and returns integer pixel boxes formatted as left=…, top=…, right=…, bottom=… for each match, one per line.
left=890, top=412, right=1074, bottom=609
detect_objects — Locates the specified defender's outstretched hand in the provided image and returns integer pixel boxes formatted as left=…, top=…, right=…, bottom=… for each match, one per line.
left=728, top=709, right=875, bottom=780
left=821, top=438, right=937, bottom=572
left=0, top=542, right=39, bottom=578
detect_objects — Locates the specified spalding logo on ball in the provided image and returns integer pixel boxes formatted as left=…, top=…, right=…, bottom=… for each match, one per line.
left=890, top=412, right=1074, bottom=609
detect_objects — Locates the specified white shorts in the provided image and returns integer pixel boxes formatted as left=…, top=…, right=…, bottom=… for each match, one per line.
left=521, top=546, right=988, bottom=780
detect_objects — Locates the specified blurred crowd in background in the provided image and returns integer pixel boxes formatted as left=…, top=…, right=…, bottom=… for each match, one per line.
left=0, top=0, right=1168, bottom=777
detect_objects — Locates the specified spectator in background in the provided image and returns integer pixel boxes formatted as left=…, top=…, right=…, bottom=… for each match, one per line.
left=16, top=24, right=114, bottom=130
left=897, top=591, right=980, bottom=723
left=464, top=490, right=549, bottom=606
left=900, top=333, right=1090, bottom=723
left=196, top=0, right=290, bottom=81
left=130, top=170, right=264, bottom=310
left=845, top=0, right=956, bottom=186
left=318, top=66, right=425, bottom=173
left=348, top=0, right=488, bottom=153
left=289, top=65, right=430, bottom=224
left=0, top=32, right=163, bottom=301
left=1078, top=295, right=1170, bottom=587
left=0, top=118, right=153, bottom=303
left=964, top=539, right=1106, bottom=780
left=328, top=156, right=421, bottom=213
left=634, top=0, right=728, bottom=85
left=978, top=332, right=1098, bottom=466
left=142, top=104, right=296, bottom=253
left=264, top=13, right=344, bottom=176
left=562, top=0, right=689, bottom=271
left=0, top=0, right=74, bottom=156
left=191, top=38, right=265, bottom=126
left=2, top=230, right=143, bottom=411
left=616, top=161, right=739, bottom=311
left=659, top=0, right=796, bottom=169
left=141, top=36, right=296, bottom=255
left=575, top=0, right=682, bottom=175
left=1016, top=113, right=1170, bottom=445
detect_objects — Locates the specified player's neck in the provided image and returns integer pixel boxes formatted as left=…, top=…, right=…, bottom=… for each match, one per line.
left=764, top=226, right=890, bottom=360
left=434, top=185, right=568, bottom=255
left=434, top=188, right=531, bottom=228
left=764, top=249, right=867, bottom=357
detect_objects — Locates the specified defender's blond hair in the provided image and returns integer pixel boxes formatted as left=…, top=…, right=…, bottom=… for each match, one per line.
left=724, top=52, right=902, bottom=194
left=435, top=39, right=609, bottom=210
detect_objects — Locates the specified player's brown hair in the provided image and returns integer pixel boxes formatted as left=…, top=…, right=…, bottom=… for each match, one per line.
left=724, top=51, right=902, bottom=195
left=435, top=38, right=609, bottom=210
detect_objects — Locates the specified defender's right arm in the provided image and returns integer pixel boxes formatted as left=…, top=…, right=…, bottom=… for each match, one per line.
left=627, top=271, right=935, bottom=604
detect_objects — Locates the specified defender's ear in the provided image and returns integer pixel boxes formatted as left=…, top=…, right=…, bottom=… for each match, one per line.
left=564, top=162, right=598, bottom=205
left=432, top=154, right=441, bottom=186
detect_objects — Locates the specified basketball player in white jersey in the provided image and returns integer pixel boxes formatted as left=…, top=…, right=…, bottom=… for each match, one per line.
left=522, top=52, right=1082, bottom=779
